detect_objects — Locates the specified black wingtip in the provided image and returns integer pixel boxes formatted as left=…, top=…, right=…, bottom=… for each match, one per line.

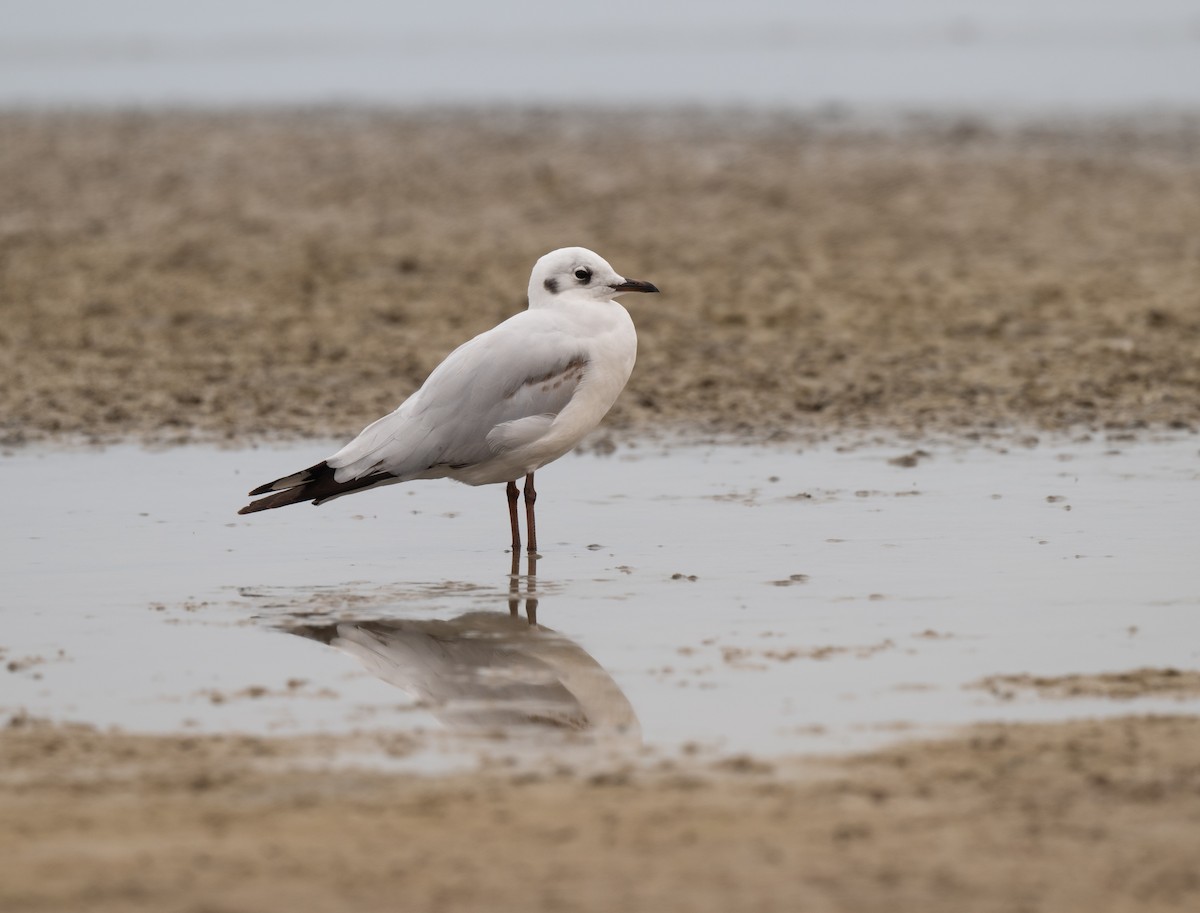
left=237, top=490, right=314, bottom=515
left=237, top=462, right=392, bottom=516
left=244, top=460, right=330, bottom=499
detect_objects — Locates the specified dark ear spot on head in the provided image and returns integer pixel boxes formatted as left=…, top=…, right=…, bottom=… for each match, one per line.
left=543, top=277, right=559, bottom=294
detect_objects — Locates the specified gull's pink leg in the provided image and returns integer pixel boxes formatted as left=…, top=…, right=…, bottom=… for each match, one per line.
left=524, top=472, right=538, bottom=555
left=506, top=480, right=521, bottom=554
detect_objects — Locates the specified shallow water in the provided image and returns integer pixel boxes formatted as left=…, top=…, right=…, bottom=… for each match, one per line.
left=4, top=435, right=1199, bottom=767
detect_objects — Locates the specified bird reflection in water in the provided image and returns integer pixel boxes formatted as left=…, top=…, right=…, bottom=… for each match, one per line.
left=284, top=553, right=639, bottom=746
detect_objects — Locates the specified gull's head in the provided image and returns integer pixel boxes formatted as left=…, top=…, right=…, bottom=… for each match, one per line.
left=528, top=247, right=659, bottom=308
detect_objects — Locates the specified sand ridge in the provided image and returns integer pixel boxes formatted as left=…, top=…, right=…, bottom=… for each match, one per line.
left=977, top=668, right=1200, bottom=701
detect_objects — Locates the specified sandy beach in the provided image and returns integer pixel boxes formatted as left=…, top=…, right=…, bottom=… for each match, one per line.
left=3, top=109, right=1200, bottom=911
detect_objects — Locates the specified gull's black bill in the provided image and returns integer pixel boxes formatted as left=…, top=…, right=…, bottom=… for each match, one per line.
left=612, top=279, right=660, bottom=294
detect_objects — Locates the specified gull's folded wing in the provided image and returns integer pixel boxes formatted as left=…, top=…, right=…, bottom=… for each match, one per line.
left=327, top=311, right=589, bottom=481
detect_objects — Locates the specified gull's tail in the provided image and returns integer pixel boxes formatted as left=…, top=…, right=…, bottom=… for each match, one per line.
left=238, top=461, right=392, bottom=514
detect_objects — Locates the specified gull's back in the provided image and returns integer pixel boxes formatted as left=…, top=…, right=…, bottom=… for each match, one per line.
left=326, top=304, right=611, bottom=484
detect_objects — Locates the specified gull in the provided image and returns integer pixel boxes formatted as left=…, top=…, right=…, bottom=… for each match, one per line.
left=238, top=247, right=659, bottom=553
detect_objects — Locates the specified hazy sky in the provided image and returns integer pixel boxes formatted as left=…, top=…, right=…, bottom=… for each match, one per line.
left=3, top=0, right=1199, bottom=109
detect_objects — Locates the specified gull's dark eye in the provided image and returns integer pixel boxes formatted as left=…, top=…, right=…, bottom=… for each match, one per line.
left=574, top=268, right=591, bottom=283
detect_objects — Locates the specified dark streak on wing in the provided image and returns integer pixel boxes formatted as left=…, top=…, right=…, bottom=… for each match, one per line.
left=504, top=354, right=589, bottom=400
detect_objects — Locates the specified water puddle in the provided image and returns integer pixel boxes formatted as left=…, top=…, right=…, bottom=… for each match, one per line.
left=4, top=435, right=1199, bottom=769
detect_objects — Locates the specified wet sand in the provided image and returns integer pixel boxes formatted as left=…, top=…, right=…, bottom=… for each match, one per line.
left=977, top=668, right=1200, bottom=702
left=4, top=109, right=1200, bottom=910
left=3, top=715, right=1200, bottom=912
left=2, top=109, right=1200, bottom=445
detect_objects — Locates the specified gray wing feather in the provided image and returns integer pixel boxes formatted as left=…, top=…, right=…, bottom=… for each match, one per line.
left=328, top=313, right=588, bottom=480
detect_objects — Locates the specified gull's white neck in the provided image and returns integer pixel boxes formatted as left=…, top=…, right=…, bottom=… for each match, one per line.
left=526, top=290, right=618, bottom=311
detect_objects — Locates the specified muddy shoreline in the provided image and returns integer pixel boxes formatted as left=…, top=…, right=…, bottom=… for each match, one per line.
left=3, top=109, right=1200, bottom=447
left=3, top=715, right=1199, bottom=912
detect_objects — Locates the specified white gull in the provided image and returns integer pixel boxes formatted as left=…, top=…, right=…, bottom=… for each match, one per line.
left=238, top=247, right=659, bottom=553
